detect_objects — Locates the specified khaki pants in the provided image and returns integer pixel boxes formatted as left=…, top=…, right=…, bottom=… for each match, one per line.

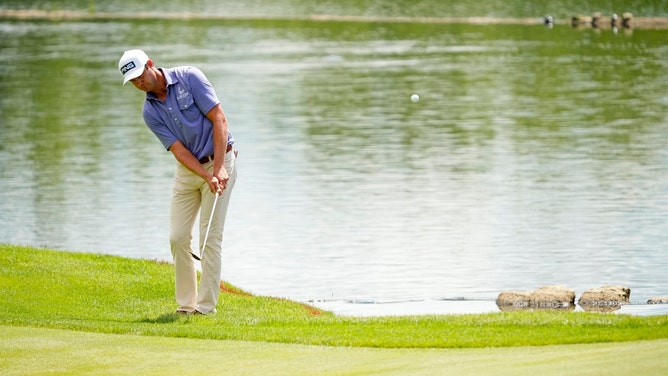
left=170, top=150, right=237, bottom=314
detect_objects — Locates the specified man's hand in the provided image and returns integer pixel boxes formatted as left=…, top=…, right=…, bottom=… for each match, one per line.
left=208, top=169, right=229, bottom=194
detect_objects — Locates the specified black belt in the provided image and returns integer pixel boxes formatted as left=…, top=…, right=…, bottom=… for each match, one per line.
left=199, top=144, right=233, bottom=164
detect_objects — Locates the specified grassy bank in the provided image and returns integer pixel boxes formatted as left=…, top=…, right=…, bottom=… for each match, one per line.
left=2, top=245, right=668, bottom=374
left=1, top=244, right=668, bottom=348
left=3, top=9, right=668, bottom=29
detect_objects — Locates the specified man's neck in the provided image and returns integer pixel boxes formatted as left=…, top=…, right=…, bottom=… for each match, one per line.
left=152, top=68, right=168, bottom=101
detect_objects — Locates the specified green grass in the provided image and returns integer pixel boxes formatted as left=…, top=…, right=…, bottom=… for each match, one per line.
left=2, top=326, right=668, bottom=376
left=2, top=244, right=668, bottom=375
left=2, top=244, right=668, bottom=349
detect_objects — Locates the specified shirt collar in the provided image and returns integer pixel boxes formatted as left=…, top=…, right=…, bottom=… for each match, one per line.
left=146, top=67, right=178, bottom=100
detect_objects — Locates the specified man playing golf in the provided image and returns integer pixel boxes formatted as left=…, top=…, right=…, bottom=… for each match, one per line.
left=118, top=49, right=237, bottom=315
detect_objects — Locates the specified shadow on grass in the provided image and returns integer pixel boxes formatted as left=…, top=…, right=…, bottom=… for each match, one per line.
left=138, top=313, right=185, bottom=324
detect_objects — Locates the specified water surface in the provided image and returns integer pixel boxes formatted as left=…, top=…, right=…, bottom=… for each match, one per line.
left=1, top=16, right=667, bottom=310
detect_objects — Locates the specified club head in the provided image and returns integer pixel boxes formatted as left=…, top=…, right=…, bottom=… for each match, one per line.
left=190, top=252, right=201, bottom=261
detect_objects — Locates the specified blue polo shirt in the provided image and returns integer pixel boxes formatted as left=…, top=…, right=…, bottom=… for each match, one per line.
left=142, top=66, right=234, bottom=160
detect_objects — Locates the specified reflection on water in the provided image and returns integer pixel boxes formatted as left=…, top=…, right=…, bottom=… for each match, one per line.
left=1, top=18, right=668, bottom=308
left=2, top=0, right=667, bottom=21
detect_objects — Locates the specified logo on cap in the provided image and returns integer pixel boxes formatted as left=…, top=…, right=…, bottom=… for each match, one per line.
left=120, top=61, right=137, bottom=75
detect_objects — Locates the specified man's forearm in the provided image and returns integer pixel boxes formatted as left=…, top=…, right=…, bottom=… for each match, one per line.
left=170, top=141, right=211, bottom=181
left=207, top=104, right=229, bottom=176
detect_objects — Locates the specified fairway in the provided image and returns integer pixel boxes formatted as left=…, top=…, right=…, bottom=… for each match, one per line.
left=2, top=326, right=668, bottom=375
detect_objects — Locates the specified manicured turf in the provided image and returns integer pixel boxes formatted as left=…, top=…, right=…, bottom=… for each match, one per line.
left=2, top=244, right=668, bottom=374
left=2, top=244, right=668, bottom=348
left=2, top=326, right=668, bottom=375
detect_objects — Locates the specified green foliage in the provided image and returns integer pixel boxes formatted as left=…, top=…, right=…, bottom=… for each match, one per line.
left=1, top=244, right=668, bottom=348
left=2, top=0, right=667, bottom=19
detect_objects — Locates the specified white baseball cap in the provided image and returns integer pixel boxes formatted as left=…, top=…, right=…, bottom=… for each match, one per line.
left=118, top=49, right=149, bottom=85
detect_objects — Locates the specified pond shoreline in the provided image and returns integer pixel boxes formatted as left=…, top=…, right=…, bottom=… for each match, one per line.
left=2, top=9, right=668, bottom=29
left=312, top=298, right=668, bottom=317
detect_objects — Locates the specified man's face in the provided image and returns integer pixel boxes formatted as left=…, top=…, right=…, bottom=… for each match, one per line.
left=130, top=63, right=153, bottom=92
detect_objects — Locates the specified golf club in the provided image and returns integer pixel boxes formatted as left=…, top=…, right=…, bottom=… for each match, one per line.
left=191, top=191, right=220, bottom=261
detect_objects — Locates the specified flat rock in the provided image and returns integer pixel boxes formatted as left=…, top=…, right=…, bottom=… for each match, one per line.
left=496, top=286, right=575, bottom=311
left=578, top=285, right=630, bottom=312
left=496, top=291, right=531, bottom=311
left=530, top=286, right=576, bottom=309
left=647, top=296, right=668, bottom=304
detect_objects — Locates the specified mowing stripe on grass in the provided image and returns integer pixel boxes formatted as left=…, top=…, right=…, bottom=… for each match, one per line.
left=2, top=326, right=668, bottom=376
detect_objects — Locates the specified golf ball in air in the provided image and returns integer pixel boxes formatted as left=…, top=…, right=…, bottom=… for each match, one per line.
left=411, top=94, right=420, bottom=102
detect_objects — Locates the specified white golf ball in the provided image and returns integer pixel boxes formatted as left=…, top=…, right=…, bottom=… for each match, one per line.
left=411, top=94, right=420, bottom=102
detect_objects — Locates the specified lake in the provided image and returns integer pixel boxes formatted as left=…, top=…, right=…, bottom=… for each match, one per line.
left=1, top=5, right=667, bottom=314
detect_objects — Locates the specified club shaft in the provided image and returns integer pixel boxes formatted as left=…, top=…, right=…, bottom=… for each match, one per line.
left=200, top=192, right=220, bottom=259
left=191, top=192, right=220, bottom=261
